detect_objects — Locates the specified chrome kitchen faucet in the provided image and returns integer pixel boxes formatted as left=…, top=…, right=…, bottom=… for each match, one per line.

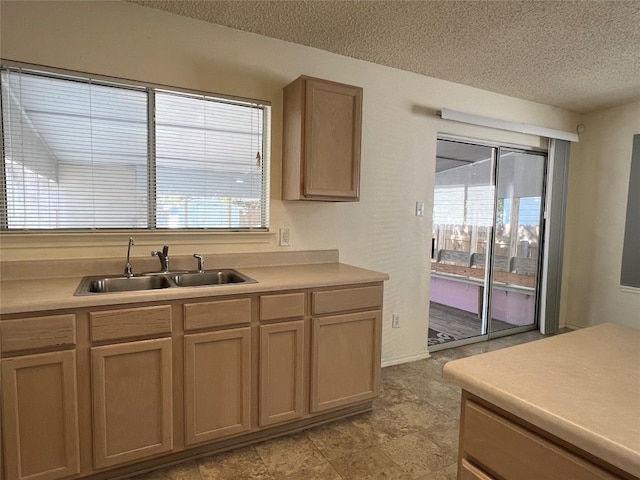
left=151, top=245, right=170, bottom=273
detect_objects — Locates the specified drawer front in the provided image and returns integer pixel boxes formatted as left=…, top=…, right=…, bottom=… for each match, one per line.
left=460, top=459, right=495, bottom=480
left=184, top=298, right=251, bottom=331
left=260, top=292, right=305, bottom=321
left=463, top=400, right=618, bottom=480
left=90, top=305, right=172, bottom=342
left=312, top=285, right=382, bottom=315
left=1, top=314, right=76, bottom=353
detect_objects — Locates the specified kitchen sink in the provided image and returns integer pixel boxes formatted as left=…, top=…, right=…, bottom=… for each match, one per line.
left=75, top=269, right=256, bottom=295
left=169, top=270, right=253, bottom=287
left=81, top=275, right=172, bottom=294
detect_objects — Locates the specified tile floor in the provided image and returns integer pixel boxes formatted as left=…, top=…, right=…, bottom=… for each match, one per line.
left=131, top=330, right=546, bottom=480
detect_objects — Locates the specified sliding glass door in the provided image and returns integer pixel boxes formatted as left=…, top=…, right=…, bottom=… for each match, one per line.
left=430, top=142, right=495, bottom=344
left=429, top=139, right=546, bottom=349
left=488, top=149, right=546, bottom=333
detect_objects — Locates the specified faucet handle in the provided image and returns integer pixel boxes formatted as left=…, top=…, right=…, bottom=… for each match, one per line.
left=193, top=253, right=205, bottom=273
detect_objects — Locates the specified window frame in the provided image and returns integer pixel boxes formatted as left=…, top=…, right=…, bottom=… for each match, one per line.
left=0, top=60, right=271, bottom=233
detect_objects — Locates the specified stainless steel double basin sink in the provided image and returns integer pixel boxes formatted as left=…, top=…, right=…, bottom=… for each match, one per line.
left=75, top=269, right=256, bottom=295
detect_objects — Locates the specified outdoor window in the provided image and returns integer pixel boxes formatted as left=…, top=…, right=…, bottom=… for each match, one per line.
left=0, top=65, right=270, bottom=230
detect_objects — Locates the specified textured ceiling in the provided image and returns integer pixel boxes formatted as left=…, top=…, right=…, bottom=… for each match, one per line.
left=128, top=0, right=640, bottom=113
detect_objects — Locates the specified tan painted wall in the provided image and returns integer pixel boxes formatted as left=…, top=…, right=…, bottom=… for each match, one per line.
left=0, top=1, right=581, bottom=364
left=561, top=101, right=640, bottom=330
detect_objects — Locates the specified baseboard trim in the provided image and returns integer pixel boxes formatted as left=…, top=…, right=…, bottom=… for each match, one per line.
left=382, top=351, right=431, bottom=368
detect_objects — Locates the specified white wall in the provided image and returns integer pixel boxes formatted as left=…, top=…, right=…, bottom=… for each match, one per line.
left=561, top=101, right=640, bottom=329
left=0, top=1, right=581, bottom=365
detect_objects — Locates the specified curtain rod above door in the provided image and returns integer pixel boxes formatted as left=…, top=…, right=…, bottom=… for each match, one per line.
left=438, top=108, right=579, bottom=142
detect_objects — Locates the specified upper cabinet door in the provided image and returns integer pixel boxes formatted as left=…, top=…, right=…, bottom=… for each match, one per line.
left=282, top=76, right=363, bottom=201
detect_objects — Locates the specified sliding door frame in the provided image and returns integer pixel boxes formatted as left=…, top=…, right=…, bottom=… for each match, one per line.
left=429, top=135, right=553, bottom=352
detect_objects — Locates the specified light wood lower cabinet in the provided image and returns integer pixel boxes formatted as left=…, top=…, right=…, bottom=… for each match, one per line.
left=1, top=282, right=384, bottom=479
left=184, top=327, right=251, bottom=445
left=259, top=320, right=305, bottom=426
left=310, top=309, right=382, bottom=413
left=91, top=338, right=173, bottom=469
left=309, top=285, right=383, bottom=413
left=1, top=350, right=80, bottom=480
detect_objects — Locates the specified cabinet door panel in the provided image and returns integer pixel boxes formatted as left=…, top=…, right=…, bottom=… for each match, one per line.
left=259, top=321, right=305, bottom=426
left=91, top=338, right=173, bottom=469
left=304, top=78, right=362, bottom=199
left=1, top=351, right=80, bottom=480
left=184, top=328, right=251, bottom=445
left=310, top=310, right=381, bottom=413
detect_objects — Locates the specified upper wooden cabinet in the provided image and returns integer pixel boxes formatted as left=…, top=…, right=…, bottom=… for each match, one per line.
left=282, top=76, right=363, bottom=201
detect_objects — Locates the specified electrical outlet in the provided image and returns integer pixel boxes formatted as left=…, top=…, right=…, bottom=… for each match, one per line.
left=279, top=227, right=291, bottom=247
left=392, top=313, right=400, bottom=328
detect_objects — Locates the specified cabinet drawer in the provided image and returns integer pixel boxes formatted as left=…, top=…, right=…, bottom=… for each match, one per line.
left=460, top=459, right=495, bottom=480
left=260, top=292, right=305, bottom=321
left=462, top=400, right=617, bottom=480
left=184, top=298, right=251, bottom=331
left=90, top=305, right=171, bottom=342
left=312, top=285, right=382, bottom=315
left=1, top=314, right=76, bottom=353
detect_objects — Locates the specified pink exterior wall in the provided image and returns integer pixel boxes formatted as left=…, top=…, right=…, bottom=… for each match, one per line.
left=430, top=276, right=535, bottom=325
left=490, top=288, right=535, bottom=325
left=430, top=276, right=481, bottom=314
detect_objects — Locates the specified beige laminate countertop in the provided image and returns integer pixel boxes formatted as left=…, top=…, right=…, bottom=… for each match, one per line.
left=0, top=262, right=389, bottom=316
left=443, top=323, right=640, bottom=477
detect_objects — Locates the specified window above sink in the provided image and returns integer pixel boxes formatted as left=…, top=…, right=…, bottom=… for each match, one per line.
left=1, top=61, right=271, bottom=232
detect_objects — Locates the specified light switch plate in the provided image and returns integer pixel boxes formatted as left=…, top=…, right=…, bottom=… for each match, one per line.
left=416, top=201, right=425, bottom=217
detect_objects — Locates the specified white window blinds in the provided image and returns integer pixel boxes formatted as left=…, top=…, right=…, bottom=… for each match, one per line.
left=155, top=91, right=266, bottom=229
left=0, top=66, right=269, bottom=230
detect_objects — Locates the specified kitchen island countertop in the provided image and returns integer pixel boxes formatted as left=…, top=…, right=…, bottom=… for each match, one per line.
left=443, top=323, right=640, bottom=477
